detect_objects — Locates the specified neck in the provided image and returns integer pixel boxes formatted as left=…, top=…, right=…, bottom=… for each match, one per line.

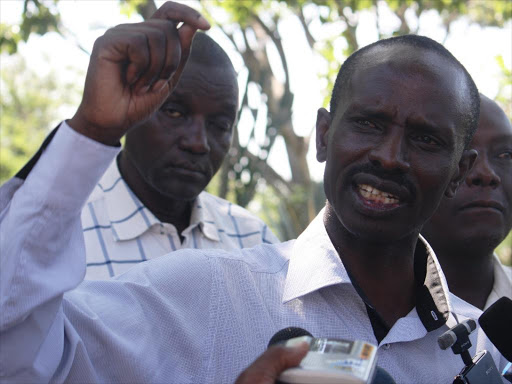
left=323, top=204, right=417, bottom=328
left=117, top=152, right=193, bottom=237
left=434, top=244, right=495, bottom=310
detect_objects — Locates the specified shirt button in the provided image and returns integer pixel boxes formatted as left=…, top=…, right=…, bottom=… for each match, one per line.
left=383, top=343, right=391, bottom=350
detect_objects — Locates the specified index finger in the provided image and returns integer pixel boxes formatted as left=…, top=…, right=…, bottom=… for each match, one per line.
left=151, top=1, right=210, bottom=31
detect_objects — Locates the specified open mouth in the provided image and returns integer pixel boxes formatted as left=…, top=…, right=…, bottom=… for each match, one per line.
left=357, top=184, right=400, bottom=205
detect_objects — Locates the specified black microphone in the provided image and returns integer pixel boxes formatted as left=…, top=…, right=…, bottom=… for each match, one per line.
left=268, top=327, right=313, bottom=348
left=438, top=318, right=503, bottom=383
left=268, top=327, right=395, bottom=384
left=438, top=319, right=477, bottom=366
left=478, top=296, right=512, bottom=362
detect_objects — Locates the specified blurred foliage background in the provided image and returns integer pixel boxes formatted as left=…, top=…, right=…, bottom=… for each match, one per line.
left=1, top=0, right=511, bottom=264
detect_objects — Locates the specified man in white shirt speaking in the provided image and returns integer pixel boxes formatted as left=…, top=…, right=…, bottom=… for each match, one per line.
left=0, top=2, right=506, bottom=383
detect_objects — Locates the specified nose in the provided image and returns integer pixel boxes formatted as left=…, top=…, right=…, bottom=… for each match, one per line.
left=368, top=131, right=410, bottom=172
left=179, top=117, right=210, bottom=154
left=466, top=153, right=501, bottom=188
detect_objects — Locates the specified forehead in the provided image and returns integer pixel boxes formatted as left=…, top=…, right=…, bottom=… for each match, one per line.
left=351, top=47, right=463, bottom=107
left=475, top=98, right=512, bottom=144
left=170, top=62, right=238, bottom=110
left=335, top=46, right=467, bottom=138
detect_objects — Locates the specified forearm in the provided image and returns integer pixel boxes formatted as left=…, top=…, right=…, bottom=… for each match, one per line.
left=0, top=122, right=119, bottom=381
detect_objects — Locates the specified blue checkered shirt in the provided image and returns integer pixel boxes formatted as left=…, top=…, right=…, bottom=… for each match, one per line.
left=82, top=161, right=279, bottom=279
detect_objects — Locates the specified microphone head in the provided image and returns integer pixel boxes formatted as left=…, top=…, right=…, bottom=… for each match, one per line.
left=438, top=331, right=457, bottom=350
left=437, top=319, right=477, bottom=351
left=479, top=296, right=512, bottom=362
left=268, top=327, right=313, bottom=348
left=465, top=319, right=477, bottom=333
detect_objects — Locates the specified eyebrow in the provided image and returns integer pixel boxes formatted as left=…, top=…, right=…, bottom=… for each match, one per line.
left=405, top=117, right=442, bottom=133
left=347, top=103, right=452, bottom=137
left=488, top=134, right=512, bottom=145
left=164, top=94, right=238, bottom=114
left=344, top=104, right=395, bottom=121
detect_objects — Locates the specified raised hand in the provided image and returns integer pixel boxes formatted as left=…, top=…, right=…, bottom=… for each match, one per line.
left=68, top=1, right=210, bottom=146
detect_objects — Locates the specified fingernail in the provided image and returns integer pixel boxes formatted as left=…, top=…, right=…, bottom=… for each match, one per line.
left=153, top=79, right=167, bottom=92
left=137, top=85, right=150, bottom=96
left=290, top=342, right=309, bottom=352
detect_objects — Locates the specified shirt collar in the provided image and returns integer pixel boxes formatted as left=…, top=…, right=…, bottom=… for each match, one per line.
left=485, top=253, right=512, bottom=309
left=99, top=160, right=219, bottom=242
left=412, top=234, right=451, bottom=331
left=190, top=193, right=220, bottom=242
left=283, top=208, right=451, bottom=332
left=283, top=208, right=351, bottom=303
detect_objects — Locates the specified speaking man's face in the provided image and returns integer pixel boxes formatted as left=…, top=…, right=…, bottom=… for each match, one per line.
left=317, top=47, right=473, bottom=243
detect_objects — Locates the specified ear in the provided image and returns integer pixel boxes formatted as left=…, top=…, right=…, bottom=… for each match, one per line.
left=316, top=108, right=332, bottom=163
left=444, top=149, right=478, bottom=198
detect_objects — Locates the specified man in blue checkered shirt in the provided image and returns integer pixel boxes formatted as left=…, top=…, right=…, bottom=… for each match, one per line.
left=80, top=31, right=279, bottom=279
left=1, top=32, right=279, bottom=280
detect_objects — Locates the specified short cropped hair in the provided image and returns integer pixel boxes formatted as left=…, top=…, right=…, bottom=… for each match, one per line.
left=189, top=32, right=235, bottom=72
left=329, top=35, right=480, bottom=150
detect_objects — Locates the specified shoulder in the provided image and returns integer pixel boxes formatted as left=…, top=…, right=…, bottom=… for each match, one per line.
left=169, top=239, right=292, bottom=274
left=200, top=192, right=262, bottom=221
left=448, top=293, right=483, bottom=320
left=114, top=240, right=294, bottom=289
left=199, top=192, right=280, bottom=243
left=493, top=254, right=512, bottom=284
left=212, top=240, right=294, bottom=273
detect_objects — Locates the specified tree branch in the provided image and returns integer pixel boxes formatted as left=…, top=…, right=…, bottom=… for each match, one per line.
left=297, top=7, right=316, bottom=49
left=251, top=13, right=291, bottom=95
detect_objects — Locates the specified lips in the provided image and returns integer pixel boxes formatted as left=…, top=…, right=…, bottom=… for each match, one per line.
left=459, top=200, right=504, bottom=213
left=166, top=161, right=209, bottom=177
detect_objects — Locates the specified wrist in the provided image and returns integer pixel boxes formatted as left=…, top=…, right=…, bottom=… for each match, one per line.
left=68, top=111, right=122, bottom=147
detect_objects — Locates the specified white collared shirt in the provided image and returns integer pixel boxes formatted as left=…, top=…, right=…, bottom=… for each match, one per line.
left=82, top=161, right=279, bottom=279
left=485, top=253, right=512, bottom=309
left=0, top=123, right=506, bottom=384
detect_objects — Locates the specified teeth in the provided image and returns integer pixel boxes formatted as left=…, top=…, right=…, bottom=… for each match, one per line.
left=358, top=184, right=399, bottom=204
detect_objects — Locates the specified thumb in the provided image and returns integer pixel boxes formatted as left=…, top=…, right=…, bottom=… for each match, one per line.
left=235, top=343, right=309, bottom=384
left=168, top=23, right=197, bottom=91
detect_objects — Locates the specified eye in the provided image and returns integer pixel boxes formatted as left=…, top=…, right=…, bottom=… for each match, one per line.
left=209, top=119, right=232, bottom=132
left=163, top=107, right=184, bottom=119
left=357, top=120, right=377, bottom=128
left=498, top=151, right=512, bottom=160
left=411, top=134, right=440, bottom=146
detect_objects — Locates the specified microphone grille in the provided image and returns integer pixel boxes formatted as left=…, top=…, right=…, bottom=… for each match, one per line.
left=268, top=327, right=313, bottom=348
left=437, top=330, right=456, bottom=350
left=466, top=319, right=476, bottom=333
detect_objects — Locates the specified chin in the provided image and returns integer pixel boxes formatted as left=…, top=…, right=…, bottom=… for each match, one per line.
left=155, top=185, right=203, bottom=202
left=461, top=231, right=507, bottom=252
left=344, top=219, right=417, bottom=245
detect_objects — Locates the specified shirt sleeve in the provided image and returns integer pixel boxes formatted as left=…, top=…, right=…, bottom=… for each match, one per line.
left=0, top=121, right=119, bottom=382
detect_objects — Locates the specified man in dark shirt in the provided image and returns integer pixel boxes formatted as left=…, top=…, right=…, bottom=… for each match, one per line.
left=422, top=94, right=512, bottom=310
